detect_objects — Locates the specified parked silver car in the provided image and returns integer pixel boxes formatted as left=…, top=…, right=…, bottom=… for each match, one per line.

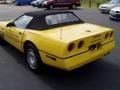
left=110, top=6, right=120, bottom=20
left=31, top=0, right=44, bottom=8
left=99, top=0, right=120, bottom=13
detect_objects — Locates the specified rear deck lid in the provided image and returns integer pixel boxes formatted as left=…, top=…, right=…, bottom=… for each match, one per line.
left=40, top=23, right=111, bottom=42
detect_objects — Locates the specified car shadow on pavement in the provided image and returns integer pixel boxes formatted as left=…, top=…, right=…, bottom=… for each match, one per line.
left=36, top=60, right=120, bottom=90
left=1, top=43, right=120, bottom=90
left=1, top=43, right=27, bottom=67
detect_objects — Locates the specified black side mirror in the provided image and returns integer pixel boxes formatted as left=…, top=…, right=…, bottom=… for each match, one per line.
left=6, top=22, right=15, bottom=27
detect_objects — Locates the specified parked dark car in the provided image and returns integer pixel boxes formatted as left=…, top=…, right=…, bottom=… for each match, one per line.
left=31, top=0, right=44, bottom=7
left=42, top=0, right=81, bottom=9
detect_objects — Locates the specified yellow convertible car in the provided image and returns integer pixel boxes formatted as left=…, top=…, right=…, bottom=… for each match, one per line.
left=0, top=11, right=115, bottom=71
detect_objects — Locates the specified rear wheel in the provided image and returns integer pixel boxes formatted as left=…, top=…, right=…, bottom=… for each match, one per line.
left=48, top=5, right=54, bottom=10
left=32, top=5, right=36, bottom=7
left=25, top=43, right=43, bottom=72
left=0, top=34, right=6, bottom=45
left=69, top=4, right=77, bottom=9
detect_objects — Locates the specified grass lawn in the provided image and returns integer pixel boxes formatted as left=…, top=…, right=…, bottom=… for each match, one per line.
left=81, top=0, right=109, bottom=9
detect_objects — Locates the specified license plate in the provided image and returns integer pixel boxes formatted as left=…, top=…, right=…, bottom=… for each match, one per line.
left=89, top=43, right=102, bottom=52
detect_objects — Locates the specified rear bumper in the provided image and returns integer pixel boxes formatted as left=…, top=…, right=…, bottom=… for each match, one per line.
left=99, top=8, right=110, bottom=13
left=39, top=40, right=115, bottom=71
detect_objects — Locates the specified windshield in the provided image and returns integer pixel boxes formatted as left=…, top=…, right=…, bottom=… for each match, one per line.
left=109, top=0, right=120, bottom=4
left=14, top=15, right=33, bottom=29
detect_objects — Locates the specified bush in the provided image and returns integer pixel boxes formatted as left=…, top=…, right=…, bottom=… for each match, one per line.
left=81, top=0, right=109, bottom=8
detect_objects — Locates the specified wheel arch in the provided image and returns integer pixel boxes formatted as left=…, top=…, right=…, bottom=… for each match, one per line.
left=23, top=40, right=44, bottom=71
left=23, top=40, right=37, bottom=52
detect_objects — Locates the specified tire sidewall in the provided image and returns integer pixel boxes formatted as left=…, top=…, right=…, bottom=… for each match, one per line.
left=72, top=4, right=76, bottom=9
left=25, top=43, right=42, bottom=71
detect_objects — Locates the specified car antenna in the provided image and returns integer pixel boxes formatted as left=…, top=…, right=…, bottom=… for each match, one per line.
left=59, top=15, right=63, bottom=40
left=60, top=24, right=63, bottom=40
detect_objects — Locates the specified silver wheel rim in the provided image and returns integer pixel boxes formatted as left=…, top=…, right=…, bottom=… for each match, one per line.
left=50, top=5, right=53, bottom=9
left=72, top=4, right=76, bottom=9
left=27, top=48, right=37, bottom=69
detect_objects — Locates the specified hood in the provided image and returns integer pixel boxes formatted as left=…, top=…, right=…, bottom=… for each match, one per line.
left=111, top=6, right=120, bottom=11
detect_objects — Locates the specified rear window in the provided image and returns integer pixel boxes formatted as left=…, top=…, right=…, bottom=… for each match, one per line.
left=45, top=13, right=80, bottom=25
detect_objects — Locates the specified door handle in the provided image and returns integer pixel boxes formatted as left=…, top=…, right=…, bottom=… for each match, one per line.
left=19, top=32, right=22, bottom=35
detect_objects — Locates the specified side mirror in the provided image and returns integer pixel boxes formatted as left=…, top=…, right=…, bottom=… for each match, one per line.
left=6, top=22, right=15, bottom=27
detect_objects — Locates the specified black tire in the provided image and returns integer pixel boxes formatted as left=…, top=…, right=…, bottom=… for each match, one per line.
left=70, top=4, right=77, bottom=9
left=0, top=36, right=3, bottom=44
left=109, top=16, right=117, bottom=21
left=0, top=34, right=6, bottom=45
left=37, top=5, right=41, bottom=8
left=32, top=5, right=36, bottom=7
left=25, top=43, right=44, bottom=72
left=16, top=3, right=21, bottom=6
left=100, top=10, right=105, bottom=14
left=110, top=17, right=114, bottom=20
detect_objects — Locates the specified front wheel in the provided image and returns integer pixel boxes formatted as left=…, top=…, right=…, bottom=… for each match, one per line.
left=25, top=43, right=43, bottom=72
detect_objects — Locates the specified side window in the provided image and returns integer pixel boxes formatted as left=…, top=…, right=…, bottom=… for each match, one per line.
left=14, top=15, right=33, bottom=29
left=45, top=15, right=59, bottom=25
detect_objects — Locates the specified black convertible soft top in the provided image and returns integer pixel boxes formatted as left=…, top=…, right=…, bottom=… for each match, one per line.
left=22, top=10, right=84, bottom=30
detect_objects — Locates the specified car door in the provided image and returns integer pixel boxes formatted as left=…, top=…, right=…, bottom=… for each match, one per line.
left=55, top=0, right=69, bottom=7
left=4, top=15, right=33, bottom=50
left=4, top=27, right=25, bottom=50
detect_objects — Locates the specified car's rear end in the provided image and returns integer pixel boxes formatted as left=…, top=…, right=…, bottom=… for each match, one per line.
left=38, top=23, right=115, bottom=71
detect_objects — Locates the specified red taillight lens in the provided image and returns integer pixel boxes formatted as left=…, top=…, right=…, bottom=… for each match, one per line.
left=110, top=32, right=113, bottom=37
left=78, top=41, right=84, bottom=48
left=105, top=33, right=109, bottom=39
left=68, top=43, right=74, bottom=52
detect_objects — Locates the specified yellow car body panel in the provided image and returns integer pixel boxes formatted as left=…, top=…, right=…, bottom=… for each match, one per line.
left=0, top=21, right=115, bottom=71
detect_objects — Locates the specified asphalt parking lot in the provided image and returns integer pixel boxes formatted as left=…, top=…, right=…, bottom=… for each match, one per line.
left=0, top=5, right=120, bottom=90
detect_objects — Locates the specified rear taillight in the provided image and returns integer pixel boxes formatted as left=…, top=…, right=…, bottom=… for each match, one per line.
left=78, top=41, right=84, bottom=48
left=105, top=33, right=109, bottom=39
left=110, top=31, right=113, bottom=37
left=68, top=43, right=75, bottom=52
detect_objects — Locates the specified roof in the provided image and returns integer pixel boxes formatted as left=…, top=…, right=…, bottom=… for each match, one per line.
left=21, top=10, right=84, bottom=30
left=24, top=10, right=74, bottom=17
